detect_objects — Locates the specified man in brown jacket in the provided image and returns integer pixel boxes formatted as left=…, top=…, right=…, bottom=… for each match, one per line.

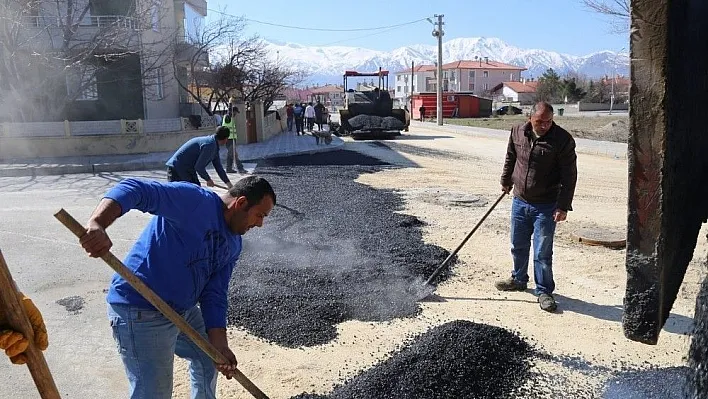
left=496, top=101, right=578, bottom=312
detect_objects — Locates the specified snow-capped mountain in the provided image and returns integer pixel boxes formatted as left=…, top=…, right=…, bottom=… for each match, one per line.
left=264, top=37, right=629, bottom=85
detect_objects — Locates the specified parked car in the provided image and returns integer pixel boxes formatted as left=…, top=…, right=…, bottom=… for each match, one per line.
left=496, top=105, right=523, bottom=115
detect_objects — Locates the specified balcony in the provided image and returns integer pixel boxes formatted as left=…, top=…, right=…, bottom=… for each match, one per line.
left=174, top=41, right=209, bottom=67
left=23, top=15, right=140, bottom=30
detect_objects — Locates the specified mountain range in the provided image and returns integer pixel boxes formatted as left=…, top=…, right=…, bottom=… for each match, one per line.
left=263, top=37, right=630, bottom=85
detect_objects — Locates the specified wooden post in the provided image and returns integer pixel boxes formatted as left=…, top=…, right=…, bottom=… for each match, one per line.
left=0, top=250, right=61, bottom=399
left=623, top=0, right=708, bottom=345
left=53, top=209, right=270, bottom=399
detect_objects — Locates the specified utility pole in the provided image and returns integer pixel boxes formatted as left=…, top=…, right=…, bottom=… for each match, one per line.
left=410, top=60, right=414, bottom=113
left=434, top=14, right=444, bottom=126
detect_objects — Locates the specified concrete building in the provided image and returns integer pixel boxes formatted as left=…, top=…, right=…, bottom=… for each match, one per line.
left=394, top=58, right=526, bottom=102
left=492, top=81, right=539, bottom=105
left=12, top=0, right=207, bottom=121
left=309, top=85, right=344, bottom=107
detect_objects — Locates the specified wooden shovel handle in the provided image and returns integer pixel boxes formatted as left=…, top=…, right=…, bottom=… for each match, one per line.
left=53, top=209, right=270, bottom=399
left=0, top=251, right=61, bottom=399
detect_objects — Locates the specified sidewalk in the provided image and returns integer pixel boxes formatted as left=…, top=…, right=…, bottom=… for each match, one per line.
left=410, top=121, right=628, bottom=159
left=0, top=131, right=344, bottom=177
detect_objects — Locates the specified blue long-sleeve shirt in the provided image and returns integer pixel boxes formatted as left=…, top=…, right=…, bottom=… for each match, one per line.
left=165, top=135, right=230, bottom=184
left=104, top=178, right=242, bottom=329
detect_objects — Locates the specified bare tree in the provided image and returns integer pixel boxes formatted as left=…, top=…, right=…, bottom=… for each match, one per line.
left=242, top=61, right=305, bottom=114
left=175, top=13, right=306, bottom=116
left=582, top=0, right=630, bottom=33
left=0, top=0, right=175, bottom=122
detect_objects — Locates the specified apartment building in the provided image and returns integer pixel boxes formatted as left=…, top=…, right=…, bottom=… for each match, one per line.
left=11, top=0, right=206, bottom=121
left=394, top=58, right=527, bottom=101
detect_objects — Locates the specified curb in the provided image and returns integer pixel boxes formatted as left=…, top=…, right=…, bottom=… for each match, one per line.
left=0, top=141, right=345, bottom=178
left=413, top=122, right=628, bottom=160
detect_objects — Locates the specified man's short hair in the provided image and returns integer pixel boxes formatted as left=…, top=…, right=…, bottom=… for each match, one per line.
left=215, top=126, right=230, bottom=140
left=228, top=176, right=276, bottom=207
left=531, top=101, right=554, bottom=116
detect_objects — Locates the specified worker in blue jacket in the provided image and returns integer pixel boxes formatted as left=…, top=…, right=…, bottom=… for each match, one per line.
left=78, top=176, right=276, bottom=399
left=166, top=126, right=233, bottom=188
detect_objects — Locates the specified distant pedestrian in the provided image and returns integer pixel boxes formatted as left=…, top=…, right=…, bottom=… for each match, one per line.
left=213, top=111, right=223, bottom=127
left=165, top=126, right=233, bottom=188
left=305, top=102, right=316, bottom=131
left=419, top=105, right=426, bottom=122
left=314, top=100, right=326, bottom=131
left=496, top=101, right=578, bottom=313
left=293, top=103, right=305, bottom=135
left=286, top=104, right=294, bottom=132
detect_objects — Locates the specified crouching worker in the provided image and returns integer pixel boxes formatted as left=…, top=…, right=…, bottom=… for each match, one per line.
left=79, top=175, right=275, bottom=399
left=0, top=292, right=49, bottom=365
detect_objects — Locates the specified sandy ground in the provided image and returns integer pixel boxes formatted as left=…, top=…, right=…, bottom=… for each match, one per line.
left=169, top=127, right=705, bottom=398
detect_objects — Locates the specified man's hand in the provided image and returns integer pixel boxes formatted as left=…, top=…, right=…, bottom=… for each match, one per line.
left=501, top=185, right=512, bottom=195
left=226, top=181, right=233, bottom=189
left=208, top=328, right=237, bottom=379
left=206, top=180, right=215, bottom=187
left=553, top=209, right=568, bottom=222
left=80, top=220, right=112, bottom=258
left=0, top=295, right=49, bottom=365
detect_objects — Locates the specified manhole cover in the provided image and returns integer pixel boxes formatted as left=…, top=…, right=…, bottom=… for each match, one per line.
left=571, top=227, right=626, bottom=249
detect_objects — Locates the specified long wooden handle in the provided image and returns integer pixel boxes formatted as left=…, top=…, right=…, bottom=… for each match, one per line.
left=424, top=192, right=507, bottom=286
left=53, top=209, right=270, bottom=399
left=0, top=251, right=61, bottom=399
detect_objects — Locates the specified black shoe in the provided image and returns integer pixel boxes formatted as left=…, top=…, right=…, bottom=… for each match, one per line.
left=226, top=168, right=236, bottom=173
left=237, top=168, right=248, bottom=174
left=538, top=293, right=557, bottom=312
left=494, top=277, right=527, bottom=292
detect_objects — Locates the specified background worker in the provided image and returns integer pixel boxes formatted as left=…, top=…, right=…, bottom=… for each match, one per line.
left=496, top=101, right=578, bottom=312
left=166, top=126, right=233, bottom=188
left=221, top=108, right=247, bottom=174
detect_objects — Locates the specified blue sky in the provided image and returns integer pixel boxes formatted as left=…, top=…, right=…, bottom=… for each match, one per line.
left=207, top=0, right=628, bottom=55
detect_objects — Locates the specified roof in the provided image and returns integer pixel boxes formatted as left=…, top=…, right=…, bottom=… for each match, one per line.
left=310, top=85, right=343, bottom=94
left=442, top=60, right=526, bottom=71
left=502, top=81, right=538, bottom=93
left=344, top=70, right=389, bottom=77
left=395, top=64, right=437, bottom=74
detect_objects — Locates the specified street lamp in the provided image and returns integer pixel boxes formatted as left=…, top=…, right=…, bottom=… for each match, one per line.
left=427, top=15, right=444, bottom=126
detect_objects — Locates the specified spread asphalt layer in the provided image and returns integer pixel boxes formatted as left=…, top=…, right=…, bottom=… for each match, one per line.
left=226, top=149, right=456, bottom=347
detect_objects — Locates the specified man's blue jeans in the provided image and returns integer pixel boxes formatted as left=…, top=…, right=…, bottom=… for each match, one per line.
left=107, top=304, right=218, bottom=399
left=510, top=197, right=557, bottom=295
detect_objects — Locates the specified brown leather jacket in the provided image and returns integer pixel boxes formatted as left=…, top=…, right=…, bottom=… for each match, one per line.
left=500, top=121, right=578, bottom=211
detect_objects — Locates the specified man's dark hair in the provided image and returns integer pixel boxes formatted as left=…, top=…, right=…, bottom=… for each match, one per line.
left=229, top=175, right=276, bottom=207
left=531, top=101, right=554, bottom=116
left=215, top=126, right=230, bottom=140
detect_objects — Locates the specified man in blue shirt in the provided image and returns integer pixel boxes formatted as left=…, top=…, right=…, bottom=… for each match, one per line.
left=79, top=175, right=276, bottom=399
left=166, top=126, right=233, bottom=188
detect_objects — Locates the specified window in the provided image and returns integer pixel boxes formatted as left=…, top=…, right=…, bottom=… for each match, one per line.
left=483, top=83, right=489, bottom=90
left=450, top=71, right=456, bottom=80
left=156, top=68, right=164, bottom=100
left=397, top=75, right=401, bottom=81
left=397, top=85, right=402, bottom=92
left=151, top=0, right=161, bottom=32
left=483, top=70, right=489, bottom=78
left=67, top=66, right=98, bottom=101
left=404, top=86, right=408, bottom=93
left=469, top=70, right=475, bottom=79
left=469, top=83, right=475, bottom=91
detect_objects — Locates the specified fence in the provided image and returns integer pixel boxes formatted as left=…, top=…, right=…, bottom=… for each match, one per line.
left=0, top=116, right=218, bottom=138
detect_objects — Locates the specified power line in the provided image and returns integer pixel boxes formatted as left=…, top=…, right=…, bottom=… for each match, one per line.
left=208, top=9, right=428, bottom=32
left=316, top=25, right=410, bottom=47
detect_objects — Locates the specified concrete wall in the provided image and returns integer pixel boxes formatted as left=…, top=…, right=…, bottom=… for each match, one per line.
left=261, top=107, right=286, bottom=142
left=579, top=102, right=629, bottom=111
left=0, top=115, right=219, bottom=160
left=0, top=130, right=206, bottom=160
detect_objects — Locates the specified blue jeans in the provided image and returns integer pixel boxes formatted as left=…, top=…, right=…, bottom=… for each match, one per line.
left=509, top=197, right=557, bottom=295
left=287, top=117, right=294, bottom=131
left=107, top=304, right=217, bottom=399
